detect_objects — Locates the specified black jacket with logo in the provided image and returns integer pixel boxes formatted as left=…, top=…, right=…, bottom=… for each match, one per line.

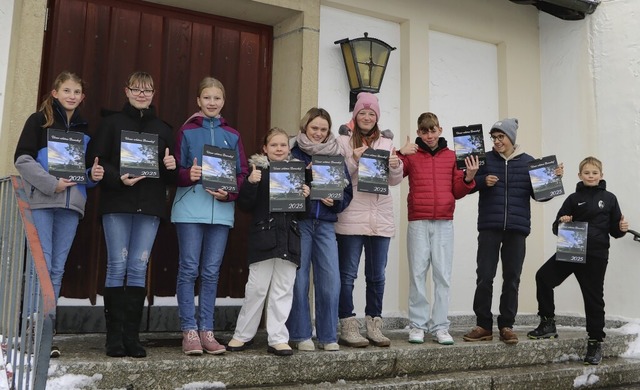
left=552, top=180, right=626, bottom=259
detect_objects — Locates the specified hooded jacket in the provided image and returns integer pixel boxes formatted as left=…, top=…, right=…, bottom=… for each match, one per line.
left=171, top=113, right=248, bottom=226
left=334, top=127, right=403, bottom=237
left=552, top=180, right=625, bottom=259
left=14, top=99, right=98, bottom=217
left=472, top=145, right=536, bottom=236
left=90, top=102, right=177, bottom=219
left=237, top=154, right=303, bottom=267
left=398, top=137, right=474, bottom=221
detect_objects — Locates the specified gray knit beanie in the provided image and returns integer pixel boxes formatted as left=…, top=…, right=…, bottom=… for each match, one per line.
left=490, top=118, right=518, bottom=145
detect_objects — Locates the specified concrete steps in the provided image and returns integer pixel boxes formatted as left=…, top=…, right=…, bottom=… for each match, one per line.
left=47, top=315, right=640, bottom=389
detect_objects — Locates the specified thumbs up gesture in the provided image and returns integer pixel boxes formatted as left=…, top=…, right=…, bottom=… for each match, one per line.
left=90, top=157, right=104, bottom=181
left=399, top=135, right=418, bottom=155
left=620, top=215, right=629, bottom=232
left=389, top=147, right=400, bottom=169
left=248, top=164, right=261, bottom=184
left=190, top=157, right=202, bottom=182
left=163, top=147, right=176, bottom=170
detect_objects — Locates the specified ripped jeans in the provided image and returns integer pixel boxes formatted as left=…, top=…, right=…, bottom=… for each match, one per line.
left=102, top=213, right=160, bottom=288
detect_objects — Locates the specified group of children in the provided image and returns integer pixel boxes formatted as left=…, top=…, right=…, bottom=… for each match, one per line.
left=398, top=115, right=628, bottom=366
left=14, top=71, right=629, bottom=365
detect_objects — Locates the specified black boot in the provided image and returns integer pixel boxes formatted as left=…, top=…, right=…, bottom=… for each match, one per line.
left=123, top=286, right=147, bottom=358
left=527, top=316, right=558, bottom=339
left=104, top=287, right=127, bottom=357
left=584, top=339, right=603, bottom=365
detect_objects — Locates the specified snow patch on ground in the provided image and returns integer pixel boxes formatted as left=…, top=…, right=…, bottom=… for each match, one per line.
left=573, top=367, right=599, bottom=388
left=178, top=382, right=226, bottom=389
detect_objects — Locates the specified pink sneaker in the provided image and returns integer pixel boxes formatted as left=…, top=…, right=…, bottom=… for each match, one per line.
left=182, top=330, right=203, bottom=355
left=199, top=331, right=226, bottom=355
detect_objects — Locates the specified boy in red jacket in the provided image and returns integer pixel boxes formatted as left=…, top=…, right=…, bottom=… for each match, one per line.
left=398, top=112, right=479, bottom=344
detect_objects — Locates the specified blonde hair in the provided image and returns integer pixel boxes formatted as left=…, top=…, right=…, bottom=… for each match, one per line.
left=579, top=156, right=603, bottom=172
left=198, top=77, right=225, bottom=99
left=262, top=127, right=289, bottom=149
left=40, top=71, right=84, bottom=128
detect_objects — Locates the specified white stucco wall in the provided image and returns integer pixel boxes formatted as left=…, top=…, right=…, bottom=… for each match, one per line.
left=0, top=0, right=14, bottom=139
left=540, top=0, right=640, bottom=320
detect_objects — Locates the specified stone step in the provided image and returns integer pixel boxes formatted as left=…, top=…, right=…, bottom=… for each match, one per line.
left=47, top=317, right=640, bottom=389
left=246, top=358, right=640, bottom=389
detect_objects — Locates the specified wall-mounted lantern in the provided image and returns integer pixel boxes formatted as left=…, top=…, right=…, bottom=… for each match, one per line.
left=334, top=32, right=396, bottom=111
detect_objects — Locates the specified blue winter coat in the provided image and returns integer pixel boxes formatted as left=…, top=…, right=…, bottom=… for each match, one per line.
left=472, top=146, right=536, bottom=236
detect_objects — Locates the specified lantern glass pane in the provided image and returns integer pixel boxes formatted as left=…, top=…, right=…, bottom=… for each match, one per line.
left=341, top=44, right=360, bottom=89
left=356, top=63, right=369, bottom=87
left=372, top=43, right=390, bottom=67
left=351, top=40, right=371, bottom=63
left=370, top=65, right=384, bottom=89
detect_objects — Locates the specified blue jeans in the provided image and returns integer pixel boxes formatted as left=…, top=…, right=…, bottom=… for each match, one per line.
left=102, top=213, right=160, bottom=288
left=287, top=219, right=340, bottom=344
left=336, top=234, right=390, bottom=319
left=31, top=208, right=81, bottom=300
left=176, top=223, right=229, bottom=331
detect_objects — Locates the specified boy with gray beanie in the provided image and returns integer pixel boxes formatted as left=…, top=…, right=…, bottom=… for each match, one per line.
left=463, top=117, right=563, bottom=345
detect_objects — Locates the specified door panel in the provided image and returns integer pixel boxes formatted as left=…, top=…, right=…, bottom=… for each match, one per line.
left=41, top=0, right=272, bottom=307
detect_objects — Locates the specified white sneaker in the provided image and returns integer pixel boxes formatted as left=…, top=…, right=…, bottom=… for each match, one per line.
left=408, top=328, right=425, bottom=344
left=433, top=329, right=454, bottom=345
left=318, top=342, right=340, bottom=351
left=294, top=339, right=315, bottom=351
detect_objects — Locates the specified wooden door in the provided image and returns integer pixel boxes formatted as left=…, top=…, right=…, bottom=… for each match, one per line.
left=40, top=0, right=272, bottom=303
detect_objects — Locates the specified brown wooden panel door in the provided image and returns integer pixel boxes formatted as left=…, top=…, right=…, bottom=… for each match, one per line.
left=40, top=0, right=272, bottom=304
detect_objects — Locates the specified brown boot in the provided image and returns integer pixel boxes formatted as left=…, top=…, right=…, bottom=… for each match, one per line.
left=365, top=315, right=391, bottom=347
left=499, top=327, right=519, bottom=345
left=463, top=326, right=493, bottom=342
left=338, top=317, right=369, bottom=347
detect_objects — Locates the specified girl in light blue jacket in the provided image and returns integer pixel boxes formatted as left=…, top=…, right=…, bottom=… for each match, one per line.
left=171, top=77, right=248, bottom=355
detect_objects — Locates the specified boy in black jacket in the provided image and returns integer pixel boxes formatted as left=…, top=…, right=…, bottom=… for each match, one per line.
left=527, top=156, right=628, bottom=365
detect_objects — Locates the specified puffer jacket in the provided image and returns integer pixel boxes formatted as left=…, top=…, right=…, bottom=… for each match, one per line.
left=334, top=128, right=403, bottom=237
left=290, top=144, right=353, bottom=222
left=236, top=154, right=304, bottom=267
left=552, top=180, right=625, bottom=259
left=171, top=113, right=248, bottom=226
left=472, top=145, right=535, bottom=236
left=14, top=100, right=98, bottom=217
left=398, top=137, right=474, bottom=221
left=90, top=102, right=177, bottom=219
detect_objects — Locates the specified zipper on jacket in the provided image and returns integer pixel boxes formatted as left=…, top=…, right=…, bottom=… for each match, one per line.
left=503, top=160, right=508, bottom=230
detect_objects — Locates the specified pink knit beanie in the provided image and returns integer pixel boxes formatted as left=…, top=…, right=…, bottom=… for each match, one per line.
left=352, top=92, right=380, bottom=121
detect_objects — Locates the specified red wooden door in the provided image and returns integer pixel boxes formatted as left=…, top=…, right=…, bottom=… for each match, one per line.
left=39, top=0, right=272, bottom=303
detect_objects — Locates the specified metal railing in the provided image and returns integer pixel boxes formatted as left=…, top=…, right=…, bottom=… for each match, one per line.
left=1, top=176, right=55, bottom=390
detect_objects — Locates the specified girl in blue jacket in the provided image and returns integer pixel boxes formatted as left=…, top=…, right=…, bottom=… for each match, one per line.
left=172, top=77, right=248, bottom=356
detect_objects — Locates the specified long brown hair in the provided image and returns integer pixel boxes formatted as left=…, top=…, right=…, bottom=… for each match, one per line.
left=39, top=71, right=85, bottom=128
left=350, top=120, right=380, bottom=149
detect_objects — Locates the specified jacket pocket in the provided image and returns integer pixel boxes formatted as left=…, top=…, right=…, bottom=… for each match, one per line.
left=252, top=218, right=277, bottom=251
